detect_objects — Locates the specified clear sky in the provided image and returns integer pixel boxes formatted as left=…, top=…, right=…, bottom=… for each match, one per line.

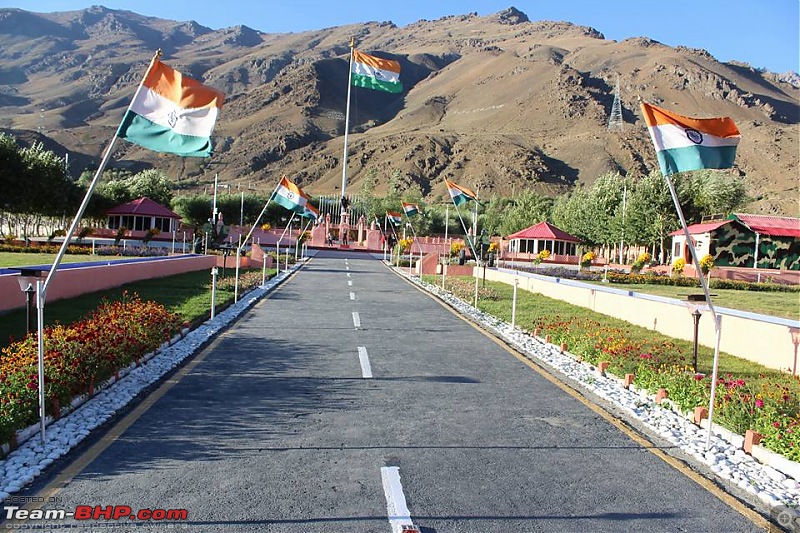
left=4, top=1, right=799, bottom=73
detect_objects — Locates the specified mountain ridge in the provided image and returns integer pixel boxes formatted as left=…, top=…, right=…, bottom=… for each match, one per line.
left=0, top=5, right=797, bottom=215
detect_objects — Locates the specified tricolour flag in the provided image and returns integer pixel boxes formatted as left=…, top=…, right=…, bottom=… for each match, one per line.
left=402, top=202, right=419, bottom=217
left=640, top=102, right=740, bottom=176
left=274, top=176, right=311, bottom=214
left=386, top=211, right=403, bottom=226
left=444, top=178, right=478, bottom=206
left=301, top=202, right=320, bottom=221
left=117, top=58, right=225, bottom=157
left=351, top=49, right=402, bottom=94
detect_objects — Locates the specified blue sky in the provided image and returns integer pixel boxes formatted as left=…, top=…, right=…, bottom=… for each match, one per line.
left=5, top=1, right=799, bottom=73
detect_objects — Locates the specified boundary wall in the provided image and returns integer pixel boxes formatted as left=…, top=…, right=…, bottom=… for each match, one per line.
left=479, top=267, right=800, bottom=373
left=0, top=255, right=216, bottom=313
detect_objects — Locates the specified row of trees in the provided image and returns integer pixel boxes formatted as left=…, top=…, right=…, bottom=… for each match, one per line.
left=1, top=132, right=749, bottom=263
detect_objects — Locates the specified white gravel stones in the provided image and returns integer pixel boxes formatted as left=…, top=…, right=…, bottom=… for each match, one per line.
left=410, top=273, right=800, bottom=517
left=0, top=265, right=299, bottom=497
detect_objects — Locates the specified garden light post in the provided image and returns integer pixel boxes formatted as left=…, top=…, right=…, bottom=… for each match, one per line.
left=791, top=328, right=800, bottom=376
left=14, top=269, right=44, bottom=335
left=691, top=308, right=702, bottom=372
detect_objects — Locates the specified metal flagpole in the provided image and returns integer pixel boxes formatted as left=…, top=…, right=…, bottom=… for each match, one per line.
left=662, top=172, right=722, bottom=450
left=383, top=216, right=388, bottom=261
left=34, top=49, right=163, bottom=444
left=339, top=39, right=355, bottom=227
left=234, top=179, right=281, bottom=301
left=619, top=182, right=627, bottom=265
left=275, top=212, right=297, bottom=277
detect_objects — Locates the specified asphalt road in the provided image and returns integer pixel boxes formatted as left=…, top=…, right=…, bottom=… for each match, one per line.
left=21, top=251, right=763, bottom=532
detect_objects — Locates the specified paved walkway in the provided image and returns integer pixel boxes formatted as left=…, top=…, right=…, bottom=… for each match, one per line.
left=26, top=251, right=761, bottom=532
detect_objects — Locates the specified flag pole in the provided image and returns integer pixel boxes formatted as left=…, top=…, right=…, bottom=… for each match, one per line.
left=661, top=172, right=722, bottom=450
left=383, top=216, right=388, bottom=261
left=234, top=179, right=281, bottom=301
left=339, top=38, right=356, bottom=237
left=34, top=49, right=162, bottom=444
left=276, top=212, right=297, bottom=277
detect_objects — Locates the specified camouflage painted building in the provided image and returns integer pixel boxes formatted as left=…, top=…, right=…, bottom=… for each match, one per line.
left=670, top=214, right=800, bottom=271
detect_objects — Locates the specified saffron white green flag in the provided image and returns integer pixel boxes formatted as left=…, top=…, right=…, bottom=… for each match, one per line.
left=274, top=176, right=311, bottom=214
left=351, top=49, right=402, bottom=93
left=117, top=58, right=225, bottom=157
left=640, top=102, right=740, bottom=176
left=444, top=178, right=478, bottom=207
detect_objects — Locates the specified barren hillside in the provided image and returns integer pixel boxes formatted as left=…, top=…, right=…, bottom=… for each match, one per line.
left=1, top=6, right=797, bottom=215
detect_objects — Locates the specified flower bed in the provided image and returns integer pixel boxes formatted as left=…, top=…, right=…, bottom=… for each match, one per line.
left=0, top=292, right=183, bottom=445
left=533, top=314, right=800, bottom=461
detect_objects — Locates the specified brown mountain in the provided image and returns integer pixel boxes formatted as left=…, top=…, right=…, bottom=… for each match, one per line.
left=1, top=6, right=797, bottom=215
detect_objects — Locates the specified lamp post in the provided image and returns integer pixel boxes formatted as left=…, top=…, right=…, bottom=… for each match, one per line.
left=14, top=269, right=44, bottom=335
left=22, top=283, right=35, bottom=334
left=691, top=308, right=702, bottom=372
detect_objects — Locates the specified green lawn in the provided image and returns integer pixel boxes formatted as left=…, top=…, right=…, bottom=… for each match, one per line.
left=587, top=281, right=800, bottom=321
left=0, top=269, right=271, bottom=349
left=0, top=252, right=118, bottom=268
left=425, top=275, right=785, bottom=379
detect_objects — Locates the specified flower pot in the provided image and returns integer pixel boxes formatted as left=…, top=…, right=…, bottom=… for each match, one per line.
left=544, top=334, right=551, bottom=344
left=533, top=328, right=540, bottom=337
left=655, top=388, right=669, bottom=404
left=693, top=406, right=708, bottom=425
left=598, top=361, right=610, bottom=374
left=623, top=373, right=635, bottom=389
left=744, top=429, right=763, bottom=455
left=560, top=342, right=568, bottom=353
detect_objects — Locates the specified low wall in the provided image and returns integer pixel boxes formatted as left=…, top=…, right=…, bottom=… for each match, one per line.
left=0, top=255, right=216, bottom=313
left=480, top=267, right=800, bottom=374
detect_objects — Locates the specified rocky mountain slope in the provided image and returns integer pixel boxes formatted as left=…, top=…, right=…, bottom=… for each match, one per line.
left=1, top=6, right=797, bottom=215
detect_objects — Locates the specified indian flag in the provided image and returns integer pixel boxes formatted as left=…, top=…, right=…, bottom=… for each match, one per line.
left=445, top=178, right=478, bottom=206
left=302, top=202, right=320, bottom=221
left=640, top=102, right=740, bottom=176
left=402, top=202, right=419, bottom=217
left=274, top=176, right=310, bottom=214
left=117, top=58, right=225, bottom=157
left=351, top=49, right=402, bottom=94
left=386, top=211, right=402, bottom=226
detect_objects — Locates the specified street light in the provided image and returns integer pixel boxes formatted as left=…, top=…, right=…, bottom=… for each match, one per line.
left=14, top=269, right=44, bottom=335
left=686, top=294, right=709, bottom=373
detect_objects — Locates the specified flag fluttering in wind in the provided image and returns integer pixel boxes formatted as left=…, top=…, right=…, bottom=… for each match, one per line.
left=402, top=202, right=420, bottom=217
left=301, top=202, right=320, bottom=221
left=274, top=176, right=311, bottom=214
left=640, top=102, right=740, bottom=176
left=117, top=58, right=225, bottom=157
left=351, top=49, right=402, bottom=93
left=386, top=211, right=403, bottom=226
left=444, top=178, right=478, bottom=206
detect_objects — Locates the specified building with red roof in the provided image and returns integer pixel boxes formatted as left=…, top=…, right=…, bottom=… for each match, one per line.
left=106, top=197, right=182, bottom=235
left=670, top=213, right=799, bottom=271
left=506, top=221, right=579, bottom=257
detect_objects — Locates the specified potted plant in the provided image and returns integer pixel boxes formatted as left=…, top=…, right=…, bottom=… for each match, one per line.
left=672, top=258, right=686, bottom=276
left=532, top=249, right=551, bottom=266
left=631, top=252, right=651, bottom=273
left=580, top=251, right=596, bottom=270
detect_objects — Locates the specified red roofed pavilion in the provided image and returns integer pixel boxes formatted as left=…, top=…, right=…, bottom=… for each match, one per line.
left=506, top=222, right=579, bottom=256
left=106, top=197, right=182, bottom=234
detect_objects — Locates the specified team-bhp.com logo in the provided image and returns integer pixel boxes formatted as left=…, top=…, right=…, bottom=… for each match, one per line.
left=4, top=504, right=188, bottom=522
left=772, top=505, right=800, bottom=532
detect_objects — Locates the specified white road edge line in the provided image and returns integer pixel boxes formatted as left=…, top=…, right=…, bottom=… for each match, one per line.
left=350, top=292, right=356, bottom=301
left=381, top=466, right=415, bottom=533
left=357, top=346, right=373, bottom=378
left=352, top=312, right=361, bottom=329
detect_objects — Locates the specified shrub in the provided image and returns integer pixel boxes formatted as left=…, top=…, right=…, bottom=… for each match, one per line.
left=672, top=258, right=686, bottom=276
left=0, top=293, right=182, bottom=443
left=700, top=254, right=714, bottom=274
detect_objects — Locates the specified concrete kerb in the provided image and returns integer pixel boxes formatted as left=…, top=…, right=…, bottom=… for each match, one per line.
left=387, top=265, right=799, bottom=524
